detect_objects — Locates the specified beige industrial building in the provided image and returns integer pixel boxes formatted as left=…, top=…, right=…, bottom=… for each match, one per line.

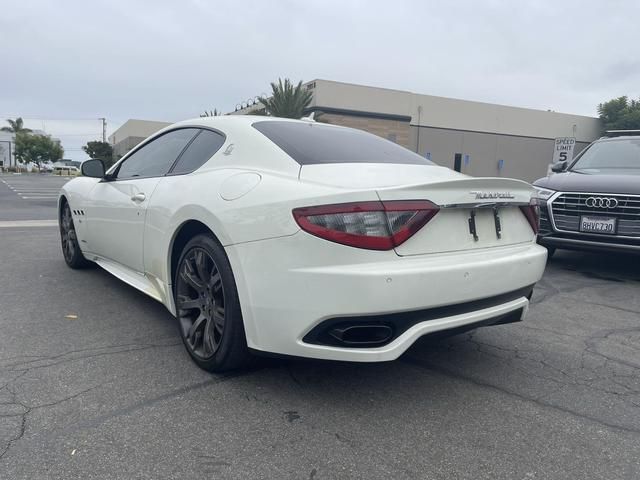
left=109, top=119, right=170, bottom=159
left=110, top=79, right=602, bottom=182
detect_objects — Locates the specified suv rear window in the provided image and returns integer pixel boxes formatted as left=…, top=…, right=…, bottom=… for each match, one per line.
left=253, top=121, right=433, bottom=166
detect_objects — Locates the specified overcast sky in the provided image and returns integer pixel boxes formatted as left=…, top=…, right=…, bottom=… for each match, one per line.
left=2, top=0, right=639, bottom=161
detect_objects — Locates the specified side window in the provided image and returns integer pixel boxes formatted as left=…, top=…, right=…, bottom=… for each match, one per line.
left=170, top=129, right=226, bottom=175
left=116, top=128, right=198, bottom=179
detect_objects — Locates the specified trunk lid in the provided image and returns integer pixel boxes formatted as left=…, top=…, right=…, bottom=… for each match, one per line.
left=377, top=177, right=535, bottom=255
left=299, top=164, right=536, bottom=255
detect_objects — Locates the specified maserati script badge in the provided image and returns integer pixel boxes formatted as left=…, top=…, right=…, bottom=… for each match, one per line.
left=470, top=191, right=515, bottom=200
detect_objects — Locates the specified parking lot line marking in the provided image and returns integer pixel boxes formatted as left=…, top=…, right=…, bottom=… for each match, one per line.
left=17, top=192, right=60, bottom=195
left=19, top=197, right=59, bottom=200
left=0, top=220, right=58, bottom=228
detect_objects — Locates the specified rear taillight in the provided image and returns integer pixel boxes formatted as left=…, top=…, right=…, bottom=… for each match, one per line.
left=292, top=200, right=439, bottom=250
left=519, top=201, right=539, bottom=234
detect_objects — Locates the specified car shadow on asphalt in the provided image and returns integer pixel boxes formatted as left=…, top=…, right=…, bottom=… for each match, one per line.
left=548, top=249, right=640, bottom=283
left=246, top=330, right=482, bottom=388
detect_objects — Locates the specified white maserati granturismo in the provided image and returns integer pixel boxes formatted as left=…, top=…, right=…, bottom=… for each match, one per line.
left=59, top=116, right=547, bottom=371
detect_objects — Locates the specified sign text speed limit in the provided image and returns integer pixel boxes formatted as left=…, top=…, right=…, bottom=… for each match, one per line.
left=552, top=137, right=576, bottom=164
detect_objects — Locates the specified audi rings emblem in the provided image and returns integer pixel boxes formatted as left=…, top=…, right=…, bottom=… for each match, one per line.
left=585, top=196, right=619, bottom=208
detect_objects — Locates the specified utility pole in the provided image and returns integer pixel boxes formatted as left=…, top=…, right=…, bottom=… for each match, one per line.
left=99, top=117, right=107, bottom=143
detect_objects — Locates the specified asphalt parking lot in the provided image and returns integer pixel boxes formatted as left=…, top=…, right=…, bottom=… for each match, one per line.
left=0, top=173, right=70, bottom=221
left=1, top=175, right=639, bottom=479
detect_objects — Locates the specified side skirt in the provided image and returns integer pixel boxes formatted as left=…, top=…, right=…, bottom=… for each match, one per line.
left=93, top=255, right=166, bottom=305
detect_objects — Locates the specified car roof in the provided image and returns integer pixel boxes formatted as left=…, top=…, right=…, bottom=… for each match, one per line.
left=598, top=135, right=640, bottom=142
left=116, top=115, right=320, bottom=177
left=170, top=114, right=348, bottom=132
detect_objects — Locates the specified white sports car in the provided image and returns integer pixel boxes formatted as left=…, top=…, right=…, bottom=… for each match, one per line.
left=60, top=116, right=547, bottom=371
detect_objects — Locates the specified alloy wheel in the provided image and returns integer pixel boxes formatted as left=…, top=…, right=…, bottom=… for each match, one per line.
left=176, top=248, right=226, bottom=359
left=60, top=205, right=77, bottom=263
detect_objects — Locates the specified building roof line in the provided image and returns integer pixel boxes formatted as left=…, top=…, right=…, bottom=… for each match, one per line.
left=308, top=78, right=598, bottom=120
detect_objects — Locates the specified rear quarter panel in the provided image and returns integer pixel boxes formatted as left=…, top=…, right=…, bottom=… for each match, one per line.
left=142, top=167, right=382, bottom=310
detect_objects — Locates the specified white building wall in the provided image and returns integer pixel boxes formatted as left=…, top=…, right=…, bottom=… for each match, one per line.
left=0, top=131, right=15, bottom=167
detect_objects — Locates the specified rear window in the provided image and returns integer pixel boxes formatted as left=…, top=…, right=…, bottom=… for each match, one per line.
left=253, top=121, right=433, bottom=166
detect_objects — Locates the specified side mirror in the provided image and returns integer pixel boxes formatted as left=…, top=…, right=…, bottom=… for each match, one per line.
left=551, top=161, right=567, bottom=173
left=81, top=159, right=105, bottom=178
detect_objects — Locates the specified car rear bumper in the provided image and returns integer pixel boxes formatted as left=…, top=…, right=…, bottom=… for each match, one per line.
left=226, top=233, right=547, bottom=362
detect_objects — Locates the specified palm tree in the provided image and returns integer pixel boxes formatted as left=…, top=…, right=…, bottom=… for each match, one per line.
left=1, top=117, right=32, bottom=134
left=259, top=79, right=313, bottom=118
left=200, top=109, right=221, bottom=117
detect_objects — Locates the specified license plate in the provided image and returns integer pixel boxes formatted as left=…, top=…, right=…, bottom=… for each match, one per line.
left=580, top=215, right=617, bottom=234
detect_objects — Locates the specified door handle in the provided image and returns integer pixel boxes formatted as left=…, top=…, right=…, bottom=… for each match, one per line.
left=131, top=193, right=146, bottom=203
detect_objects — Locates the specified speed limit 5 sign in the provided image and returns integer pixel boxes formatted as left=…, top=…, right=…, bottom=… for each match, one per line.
left=552, top=137, right=576, bottom=163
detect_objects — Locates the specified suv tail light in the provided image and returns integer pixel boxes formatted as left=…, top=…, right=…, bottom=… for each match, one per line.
left=519, top=200, right=539, bottom=234
left=292, top=200, right=439, bottom=250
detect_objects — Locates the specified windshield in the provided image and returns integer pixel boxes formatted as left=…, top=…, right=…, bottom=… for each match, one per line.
left=571, top=138, right=640, bottom=173
left=253, top=121, right=434, bottom=166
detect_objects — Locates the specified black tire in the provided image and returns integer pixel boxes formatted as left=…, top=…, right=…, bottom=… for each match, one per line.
left=174, top=233, right=252, bottom=372
left=59, top=202, right=92, bottom=269
left=546, top=246, right=556, bottom=259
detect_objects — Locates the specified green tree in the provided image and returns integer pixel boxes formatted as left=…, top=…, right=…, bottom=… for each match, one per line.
left=259, top=78, right=313, bottom=118
left=597, top=96, right=640, bottom=132
left=15, top=132, right=63, bottom=166
left=83, top=140, right=114, bottom=167
left=1, top=117, right=32, bottom=134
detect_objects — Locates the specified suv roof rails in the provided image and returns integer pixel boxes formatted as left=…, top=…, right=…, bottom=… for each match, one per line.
left=604, top=129, right=640, bottom=138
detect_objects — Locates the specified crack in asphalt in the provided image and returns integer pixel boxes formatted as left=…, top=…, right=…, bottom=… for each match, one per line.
left=401, top=355, right=640, bottom=436
left=0, top=360, right=260, bottom=463
left=405, top=281, right=640, bottom=426
left=0, top=372, right=30, bottom=461
left=53, top=369, right=257, bottom=436
left=0, top=341, right=182, bottom=461
left=0, top=385, right=103, bottom=460
left=562, top=298, right=640, bottom=316
left=0, top=407, right=27, bottom=461
left=0, top=339, right=182, bottom=371
left=531, top=276, right=640, bottom=316
left=408, top=285, right=640, bottom=426
left=518, top=323, right=587, bottom=340
left=472, top=324, right=640, bottom=396
left=585, top=328, right=640, bottom=371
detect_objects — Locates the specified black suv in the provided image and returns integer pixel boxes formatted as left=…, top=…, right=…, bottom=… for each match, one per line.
left=533, top=132, right=640, bottom=256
